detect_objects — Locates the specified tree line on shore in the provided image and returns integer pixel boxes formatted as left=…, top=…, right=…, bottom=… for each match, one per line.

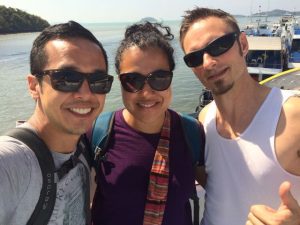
left=0, top=5, right=49, bottom=34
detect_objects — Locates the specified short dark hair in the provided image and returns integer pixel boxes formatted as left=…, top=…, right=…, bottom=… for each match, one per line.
left=30, top=20, right=108, bottom=75
left=180, top=7, right=240, bottom=50
left=115, top=21, right=175, bottom=74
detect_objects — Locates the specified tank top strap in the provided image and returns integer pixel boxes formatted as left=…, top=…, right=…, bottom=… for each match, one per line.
left=245, top=87, right=296, bottom=137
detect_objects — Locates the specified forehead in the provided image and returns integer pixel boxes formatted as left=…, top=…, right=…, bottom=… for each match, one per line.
left=183, top=17, right=231, bottom=52
left=120, top=46, right=170, bottom=73
left=44, top=38, right=106, bottom=72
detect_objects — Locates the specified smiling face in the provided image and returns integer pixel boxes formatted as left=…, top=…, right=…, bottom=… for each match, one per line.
left=183, top=17, right=249, bottom=96
left=29, top=37, right=107, bottom=137
left=119, top=46, right=172, bottom=133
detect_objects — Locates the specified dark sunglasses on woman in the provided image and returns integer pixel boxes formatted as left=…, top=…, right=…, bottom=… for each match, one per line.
left=183, top=32, right=239, bottom=68
left=119, top=70, right=173, bottom=93
left=36, top=69, right=114, bottom=94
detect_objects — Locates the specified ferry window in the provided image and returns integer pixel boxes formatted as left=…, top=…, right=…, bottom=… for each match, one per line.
left=264, top=51, right=281, bottom=68
left=291, top=40, right=300, bottom=52
left=246, top=50, right=264, bottom=67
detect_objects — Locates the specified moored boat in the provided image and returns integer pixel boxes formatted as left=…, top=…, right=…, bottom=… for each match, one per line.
left=246, top=36, right=287, bottom=81
left=287, top=27, right=300, bottom=69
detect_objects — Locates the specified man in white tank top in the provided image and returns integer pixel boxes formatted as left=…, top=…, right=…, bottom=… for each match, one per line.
left=180, top=7, right=300, bottom=225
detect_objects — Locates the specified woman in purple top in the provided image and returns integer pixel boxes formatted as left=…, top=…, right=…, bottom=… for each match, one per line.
left=91, top=22, right=205, bottom=225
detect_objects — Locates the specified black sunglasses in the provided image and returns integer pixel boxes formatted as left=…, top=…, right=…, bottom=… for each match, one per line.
left=183, top=32, right=239, bottom=68
left=36, top=69, right=114, bottom=94
left=119, top=70, right=173, bottom=93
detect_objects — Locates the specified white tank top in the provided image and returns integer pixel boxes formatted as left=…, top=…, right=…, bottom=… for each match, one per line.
left=201, top=88, right=300, bottom=225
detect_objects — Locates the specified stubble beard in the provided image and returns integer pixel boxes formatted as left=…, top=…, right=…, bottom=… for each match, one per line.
left=211, top=80, right=234, bottom=96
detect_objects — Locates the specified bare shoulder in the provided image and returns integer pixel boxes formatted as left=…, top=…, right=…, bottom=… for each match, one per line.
left=283, top=93, right=300, bottom=119
left=198, top=102, right=213, bottom=123
left=276, top=93, right=300, bottom=175
left=280, top=93, right=300, bottom=137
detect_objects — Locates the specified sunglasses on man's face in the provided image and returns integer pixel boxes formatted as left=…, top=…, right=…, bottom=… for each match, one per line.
left=183, top=32, right=239, bottom=68
left=119, top=70, right=173, bottom=93
left=36, top=69, right=114, bottom=94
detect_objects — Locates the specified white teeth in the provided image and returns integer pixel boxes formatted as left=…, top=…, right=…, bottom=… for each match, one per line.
left=138, top=102, right=156, bottom=108
left=70, top=108, right=92, bottom=114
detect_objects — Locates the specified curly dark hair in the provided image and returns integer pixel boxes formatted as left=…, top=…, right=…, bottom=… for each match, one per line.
left=115, top=21, right=175, bottom=74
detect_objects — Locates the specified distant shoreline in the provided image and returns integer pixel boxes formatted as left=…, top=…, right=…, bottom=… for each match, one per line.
left=0, top=5, right=50, bottom=35
left=1, top=10, right=299, bottom=36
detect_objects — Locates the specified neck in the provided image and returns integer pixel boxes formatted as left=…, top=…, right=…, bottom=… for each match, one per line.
left=213, top=76, right=271, bottom=138
left=122, top=109, right=166, bottom=134
left=27, top=114, right=80, bottom=154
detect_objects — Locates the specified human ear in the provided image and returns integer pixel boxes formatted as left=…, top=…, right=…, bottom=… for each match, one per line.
left=27, top=74, right=41, bottom=100
left=239, top=32, right=249, bottom=57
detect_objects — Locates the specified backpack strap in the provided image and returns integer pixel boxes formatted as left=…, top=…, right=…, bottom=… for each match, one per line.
left=5, top=127, right=57, bottom=225
left=82, top=134, right=93, bottom=168
left=179, top=113, right=205, bottom=166
left=6, top=128, right=92, bottom=225
left=91, top=111, right=115, bottom=172
left=179, top=113, right=205, bottom=225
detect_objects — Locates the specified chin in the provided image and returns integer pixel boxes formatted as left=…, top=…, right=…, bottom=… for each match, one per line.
left=65, top=126, right=88, bottom=135
left=213, top=82, right=234, bottom=95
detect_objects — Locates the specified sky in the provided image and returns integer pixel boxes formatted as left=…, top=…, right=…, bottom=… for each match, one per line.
left=1, top=0, right=300, bottom=23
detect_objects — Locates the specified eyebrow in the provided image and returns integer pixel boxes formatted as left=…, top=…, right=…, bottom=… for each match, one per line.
left=56, top=66, right=107, bottom=73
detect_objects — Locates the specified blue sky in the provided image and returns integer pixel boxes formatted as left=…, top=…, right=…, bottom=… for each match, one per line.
left=1, top=0, right=299, bottom=23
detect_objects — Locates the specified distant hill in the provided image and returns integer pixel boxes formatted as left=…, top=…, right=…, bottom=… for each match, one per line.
left=138, top=17, right=160, bottom=23
left=0, top=5, right=50, bottom=34
left=252, top=9, right=300, bottom=17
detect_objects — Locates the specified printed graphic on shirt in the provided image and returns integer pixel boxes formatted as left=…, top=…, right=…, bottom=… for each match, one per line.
left=49, top=163, right=87, bottom=225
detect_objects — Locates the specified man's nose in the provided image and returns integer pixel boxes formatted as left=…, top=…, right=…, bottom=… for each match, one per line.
left=202, top=52, right=217, bottom=69
left=74, top=80, right=93, bottom=98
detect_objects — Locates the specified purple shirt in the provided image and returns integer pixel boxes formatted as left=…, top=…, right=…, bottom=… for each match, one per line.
left=92, top=109, right=196, bottom=225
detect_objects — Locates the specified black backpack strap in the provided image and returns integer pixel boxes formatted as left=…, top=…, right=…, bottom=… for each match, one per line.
left=79, top=134, right=94, bottom=168
left=191, top=186, right=200, bottom=225
left=5, top=127, right=57, bottom=225
left=55, top=135, right=92, bottom=180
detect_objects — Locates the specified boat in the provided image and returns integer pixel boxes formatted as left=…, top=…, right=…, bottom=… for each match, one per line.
left=287, top=27, right=300, bottom=69
left=241, top=21, right=273, bottom=37
left=256, top=22, right=273, bottom=36
left=246, top=36, right=287, bottom=81
left=279, top=13, right=298, bottom=31
left=242, top=24, right=258, bottom=36
left=241, top=4, right=274, bottom=38
left=241, top=18, right=273, bottom=37
left=271, top=22, right=282, bottom=37
left=259, top=67, right=300, bottom=90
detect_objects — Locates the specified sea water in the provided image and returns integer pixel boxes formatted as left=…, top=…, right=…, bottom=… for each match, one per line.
left=0, top=17, right=281, bottom=134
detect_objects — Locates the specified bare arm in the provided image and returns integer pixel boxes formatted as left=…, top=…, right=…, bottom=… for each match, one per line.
left=275, top=95, right=300, bottom=176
